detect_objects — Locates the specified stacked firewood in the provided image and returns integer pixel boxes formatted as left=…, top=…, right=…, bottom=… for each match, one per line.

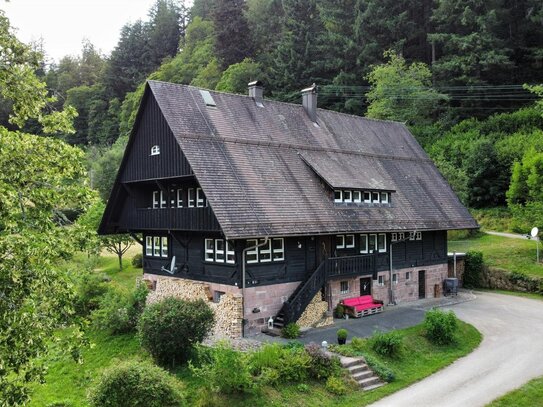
left=297, top=293, right=332, bottom=328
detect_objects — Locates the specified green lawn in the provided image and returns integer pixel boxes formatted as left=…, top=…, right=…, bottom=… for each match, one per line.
left=487, top=376, right=543, bottom=407
left=449, top=233, right=543, bottom=278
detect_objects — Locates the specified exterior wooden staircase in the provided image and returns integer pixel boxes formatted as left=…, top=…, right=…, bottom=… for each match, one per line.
left=340, top=356, right=385, bottom=391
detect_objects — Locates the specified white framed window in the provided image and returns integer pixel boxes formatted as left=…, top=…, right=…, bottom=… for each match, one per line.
left=391, top=232, right=398, bottom=242
left=415, top=231, right=422, bottom=241
left=409, top=231, right=415, bottom=240
left=161, top=237, right=168, bottom=258
left=406, top=271, right=411, bottom=281
left=259, top=239, right=272, bottom=262
left=196, top=188, right=205, bottom=207
left=343, top=190, right=352, bottom=203
left=353, top=191, right=361, bottom=203
left=160, top=190, right=167, bottom=208
left=153, top=237, right=161, bottom=257
left=363, top=191, right=371, bottom=203
left=398, top=232, right=405, bottom=241
left=226, top=241, right=235, bottom=264
left=360, top=234, right=368, bottom=254
left=334, top=190, right=342, bottom=203
left=392, top=273, right=398, bottom=284
left=378, top=233, right=387, bottom=253
left=372, top=192, right=380, bottom=203
left=340, top=281, right=349, bottom=294
left=177, top=189, right=183, bottom=207
left=188, top=188, right=195, bottom=207
left=336, top=235, right=345, bottom=249
left=246, top=239, right=258, bottom=263
left=145, top=236, right=153, bottom=256
left=215, top=239, right=225, bottom=263
left=272, top=238, right=284, bottom=261
left=150, top=145, right=160, bottom=156
left=345, top=234, right=355, bottom=248
left=378, top=275, right=384, bottom=286
left=205, top=239, right=214, bottom=262
left=368, top=234, right=377, bottom=253
left=152, top=191, right=159, bottom=209
left=381, top=192, right=389, bottom=204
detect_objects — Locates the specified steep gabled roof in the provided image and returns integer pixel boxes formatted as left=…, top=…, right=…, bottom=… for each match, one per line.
left=104, top=80, right=477, bottom=239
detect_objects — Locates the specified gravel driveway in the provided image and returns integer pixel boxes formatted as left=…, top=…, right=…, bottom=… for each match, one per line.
left=371, top=291, right=543, bottom=407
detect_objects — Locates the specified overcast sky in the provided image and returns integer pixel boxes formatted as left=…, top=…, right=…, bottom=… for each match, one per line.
left=3, top=0, right=159, bottom=63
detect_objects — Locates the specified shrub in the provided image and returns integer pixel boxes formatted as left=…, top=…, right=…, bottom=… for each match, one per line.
left=424, top=308, right=458, bottom=345
left=281, top=322, right=300, bottom=339
left=250, top=343, right=284, bottom=375
left=88, top=360, right=184, bottom=407
left=305, top=342, right=342, bottom=380
left=277, top=346, right=311, bottom=382
left=350, top=337, right=366, bottom=352
left=132, top=253, right=143, bottom=268
left=93, top=284, right=148, bottom=334
left=283, top=340, right=304, bottom=350
left=74, top=272, right=110, bottom=316
left=337, top=328, right=348, bottom=340
left=138, top=297, right=215, bottom=366
left=190, top=343, right=254, bottom=394
left=335, top=304, right=345, bottom=318
left=463, top=251, right=484, bottom=288
left=296, top=383, right=309, bottom=393
left=370, top=331, right=403, bottom=358
left=364, top=355, right=395, bottom=382
left=325, top=376, right=348, bottom=395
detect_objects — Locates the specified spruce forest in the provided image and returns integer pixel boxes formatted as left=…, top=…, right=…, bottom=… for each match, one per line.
left=2, top=0, right=543, bottom=227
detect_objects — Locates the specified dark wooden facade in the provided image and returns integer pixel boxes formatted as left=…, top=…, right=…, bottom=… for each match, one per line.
left=142, top=231, right=448, bottom=288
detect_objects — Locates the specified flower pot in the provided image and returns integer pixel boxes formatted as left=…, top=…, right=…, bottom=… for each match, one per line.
left=337, top=338, right=346, bottom=345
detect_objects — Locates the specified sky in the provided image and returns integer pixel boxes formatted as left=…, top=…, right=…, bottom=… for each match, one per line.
left=2, top=0, right=159, bottom=63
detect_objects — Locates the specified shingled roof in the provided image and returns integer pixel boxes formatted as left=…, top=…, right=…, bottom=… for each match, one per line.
left=108, top=80, right=478, bottom=239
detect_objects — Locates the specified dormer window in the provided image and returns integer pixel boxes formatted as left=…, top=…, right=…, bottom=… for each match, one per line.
left=334, top=189, right=391, bottom=205
left=150, top=145, right=160, bottom=156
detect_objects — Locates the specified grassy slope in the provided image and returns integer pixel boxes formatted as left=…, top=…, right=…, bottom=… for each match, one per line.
left=470, top=207, right=513, bottom=233
left=449, top=233, right=543, bottom=278
left=487, top=376, right=543, bottom=407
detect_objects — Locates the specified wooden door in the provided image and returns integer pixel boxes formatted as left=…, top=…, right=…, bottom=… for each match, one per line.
left=418, top=270, right=426, bottom=299
left=360, top=277, right=372, bottom=296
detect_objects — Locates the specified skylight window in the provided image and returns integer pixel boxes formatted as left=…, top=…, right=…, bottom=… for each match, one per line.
left=199, top=90, right=216, bottom=107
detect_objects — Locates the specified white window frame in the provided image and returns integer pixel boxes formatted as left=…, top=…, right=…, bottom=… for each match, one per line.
left=188, top=188, right=195, bottom=207
left=336, top=235, right=345, bottom=249
left=381, top=192, right=389, bottom=204
left=409, top=231, right=415, bottom=241
left=398, top=232, right=405, bottom=241
left=246, top=239, right=258, bottom=263
left=368, top=234, right=377, bottom=253
left=150, top=145, right=160, bottom=156
left=145, top=236, right=153, bottom=256
left=345, top=234, right=355, bottom=248
left=160, top=190, right=167, bottom=209
left=152, top=191, right=159, bottom=209
left=363, top=191, right=371, bottom=203
left=215, top=239, right=225, bottom=263
left=372, top=192, right=380, bottom=203
left=153, top=236, right=161, bottom=257
left=205, top=239, right=214, bottom=262
left=343, top=190, right=352, bottom=203
left=378, top=233, right=387, bottom=253
left=392, top=273, right=398, bottom=284
left=353, top=191, right=361, bottom=203
left=259, top=239, right=272, bottom=262
left=360, top=234, right=368, bottom=254
left=334, top=190, right=343, bottom=203
left=415, top=231, right=422, bottom=241
left=272, top=238, right=285, bottom=261
left=161, top=237, right=168, bottom=258
left=391, top=232, right=397, bottom=242
left=340, top=280, right=349, bottom=294
left=226, top=241, right=235, bottom=264
left=196, top=187, right=205, bottom=207
left=378, top=275, right=384, bottom=286
left=177, top=189, right=183, bottom=208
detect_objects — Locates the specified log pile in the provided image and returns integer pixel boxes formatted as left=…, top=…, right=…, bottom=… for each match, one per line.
left=146, top=277, right=243, bottom=339
left=297, top=293, right=333, bottom=328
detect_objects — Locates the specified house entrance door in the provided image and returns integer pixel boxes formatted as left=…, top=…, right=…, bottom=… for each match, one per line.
left=360, top=277, right=371, bottom=296
left=418, top=270, right=426, bottom=299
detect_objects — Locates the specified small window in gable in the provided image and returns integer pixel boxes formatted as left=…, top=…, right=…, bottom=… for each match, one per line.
left=415, top=231, right=422, bottom=241
left=334, top=190, right=342, bottom=203
left=353, top=191, right=361, bottom=203
left=391, top=233, right=398, bottom=242
left=381, top=192, right=389, bottom=204
left=363, top=191, right=371, bottom=203
left=343, top=190, right=352, bottom=202
left=150, top=145, right=160, bottom=156
left=372, top=192, right=380, bottom=203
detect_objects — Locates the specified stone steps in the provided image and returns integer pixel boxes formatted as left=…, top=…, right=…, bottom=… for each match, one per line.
left=339, top=356, right=385, bottom=391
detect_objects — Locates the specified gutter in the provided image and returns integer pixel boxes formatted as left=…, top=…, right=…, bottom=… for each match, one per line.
left=241, top=237, right=269, bottom=337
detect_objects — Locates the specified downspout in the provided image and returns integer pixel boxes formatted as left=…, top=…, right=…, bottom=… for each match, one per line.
left=389, top=243, right=394, bottom=306
left=241, top=237, right=269, bottom=337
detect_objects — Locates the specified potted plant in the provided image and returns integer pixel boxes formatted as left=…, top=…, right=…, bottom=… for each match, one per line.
left=337, top=328, right=348, bottom=345
left=335, top=304, right=344, bottom=319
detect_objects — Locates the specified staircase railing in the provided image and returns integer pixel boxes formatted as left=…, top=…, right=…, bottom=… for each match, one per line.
left=279, top=253, right=377, bottom=325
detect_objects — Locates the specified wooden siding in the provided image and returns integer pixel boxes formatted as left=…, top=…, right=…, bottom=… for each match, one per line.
left=119, top=206, right=221, bottom=232
left=120, top=93, right=192, bottom=182
left=142, top=231, right=448, bottom=287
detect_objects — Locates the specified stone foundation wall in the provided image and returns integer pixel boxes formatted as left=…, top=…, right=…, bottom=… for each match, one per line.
left=296, top=292, right=333, bottom=328
left=480, top=266, right=543, bottom=293
left=144, top=274, right=243, bottom=339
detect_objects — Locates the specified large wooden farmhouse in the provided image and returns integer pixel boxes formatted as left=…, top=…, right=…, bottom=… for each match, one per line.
left=99, top=80, right=477, bottom=336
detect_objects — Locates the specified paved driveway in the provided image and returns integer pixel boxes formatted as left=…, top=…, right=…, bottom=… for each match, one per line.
left=371, top=291, right=543, bottom=407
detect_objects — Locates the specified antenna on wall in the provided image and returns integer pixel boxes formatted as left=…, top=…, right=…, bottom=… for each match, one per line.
left=161, top=256, right=177, bottom=275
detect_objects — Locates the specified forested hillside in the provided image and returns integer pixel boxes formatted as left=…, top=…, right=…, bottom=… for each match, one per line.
left=2, top=0, right=543, bottom=226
